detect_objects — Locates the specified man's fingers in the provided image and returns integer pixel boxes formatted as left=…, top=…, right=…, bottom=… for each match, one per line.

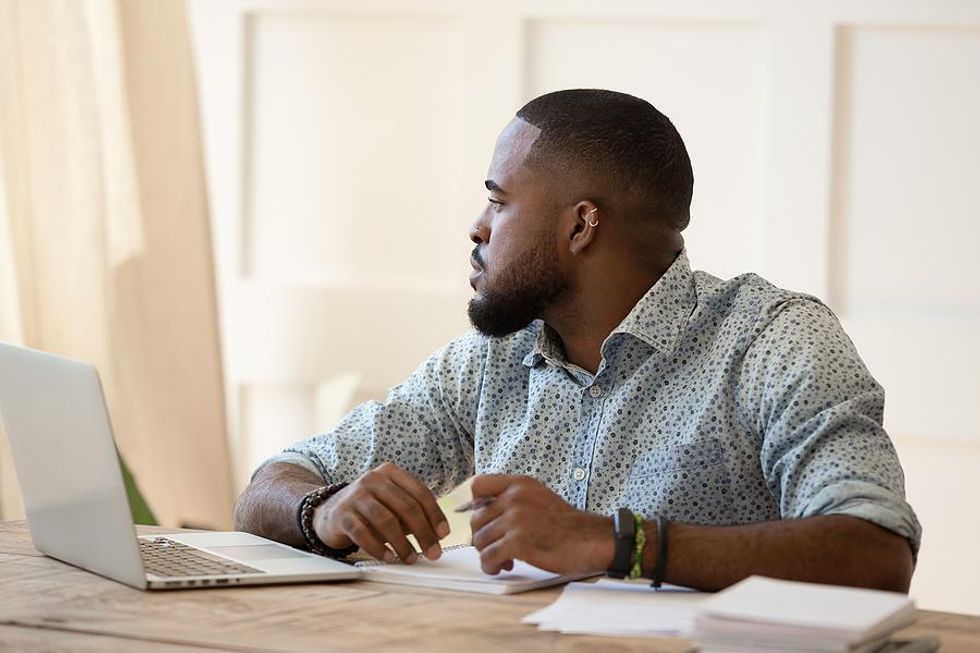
left=374, top=479, right=443, bottom=560
left=469, top=497, right=506, bottom=534
left=471, top=513, right=507, bottom=552
left=384, top=464, right=450, bottom=541
left=357, top=499, right=419, bottom=563
left=335, top=510, right=395, bottom=563
left=325, top=463, right=447, bottom=564
left=477, top=534, right=515, bottom=575
left=470, top=474, right=522, bottom=500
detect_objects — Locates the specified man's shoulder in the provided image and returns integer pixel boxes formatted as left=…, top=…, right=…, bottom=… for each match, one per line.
left=693, top=268, right=829, bottom=326
left=689, top=268, right=856, bottom=368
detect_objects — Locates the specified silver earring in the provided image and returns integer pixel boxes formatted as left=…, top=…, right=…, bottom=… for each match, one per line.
left=587, top=207, right=599, bottom=227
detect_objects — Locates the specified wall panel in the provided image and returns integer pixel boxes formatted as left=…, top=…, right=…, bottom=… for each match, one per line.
left=833, top=27, right=980, bottom=315
left=833, top=26, right=980, bottom=444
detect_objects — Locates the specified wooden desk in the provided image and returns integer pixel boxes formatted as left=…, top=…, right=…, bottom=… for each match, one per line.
left=1, top=521, right=977, bottom=652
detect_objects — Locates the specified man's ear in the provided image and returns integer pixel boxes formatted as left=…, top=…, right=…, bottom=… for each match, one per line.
left=567, top=201, right=600, bottom=256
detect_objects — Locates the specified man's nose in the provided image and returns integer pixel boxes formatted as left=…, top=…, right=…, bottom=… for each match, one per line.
left=469, top=216, right=489, bottom=245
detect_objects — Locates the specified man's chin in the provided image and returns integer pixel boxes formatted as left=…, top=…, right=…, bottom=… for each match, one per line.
left=467, top=297, right=532, bottom=338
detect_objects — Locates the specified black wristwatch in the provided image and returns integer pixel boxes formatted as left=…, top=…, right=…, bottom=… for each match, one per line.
left=606, top=507, right=635, bottom=579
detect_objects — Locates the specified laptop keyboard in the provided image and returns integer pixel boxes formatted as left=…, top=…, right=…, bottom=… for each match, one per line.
left=139, top=537, right=265, bottom=578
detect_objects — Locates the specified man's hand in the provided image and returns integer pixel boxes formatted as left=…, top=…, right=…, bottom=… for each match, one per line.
left=469, top=474, right=614, bottom=576
left=313, top=462, right=450, bottom=564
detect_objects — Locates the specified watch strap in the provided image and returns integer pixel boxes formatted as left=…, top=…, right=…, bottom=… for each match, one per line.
left=606, top=507, right=636, bottom=579
left=651, top=515, right=669, bottom=588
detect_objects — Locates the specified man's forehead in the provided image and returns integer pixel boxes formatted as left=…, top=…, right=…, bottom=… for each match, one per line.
left=487, top=118, right=541, bottom=182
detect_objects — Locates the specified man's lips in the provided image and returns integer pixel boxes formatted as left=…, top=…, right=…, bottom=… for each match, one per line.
left=470, top=249, right=485, bottom=289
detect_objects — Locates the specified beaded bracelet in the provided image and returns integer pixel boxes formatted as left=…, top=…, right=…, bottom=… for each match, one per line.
left=628, top=512, right=646, bottom=580
left=297, top=483, right=359, bottom=559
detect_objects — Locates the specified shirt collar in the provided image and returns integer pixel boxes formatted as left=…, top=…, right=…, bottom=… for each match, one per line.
left=521, top=322, right=565, bottom=368
left=610, top=249, right=697, bottom=353
left=522, top=250, right=697, bottom=368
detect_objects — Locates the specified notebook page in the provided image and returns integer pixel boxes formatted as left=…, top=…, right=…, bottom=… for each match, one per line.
left=356, top=545, right=590, bottom=592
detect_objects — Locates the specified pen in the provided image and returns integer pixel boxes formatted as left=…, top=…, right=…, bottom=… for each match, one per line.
left=454, top=497, right=494, bottom=512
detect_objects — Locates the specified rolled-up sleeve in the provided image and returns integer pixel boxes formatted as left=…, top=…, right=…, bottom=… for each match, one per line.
left=739, top=299, right=922, bottom=555
left=254, top=330, right=487, bottom=498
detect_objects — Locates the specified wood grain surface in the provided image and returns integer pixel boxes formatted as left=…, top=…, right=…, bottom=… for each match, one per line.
left=0, top=521, right=976, bottom=652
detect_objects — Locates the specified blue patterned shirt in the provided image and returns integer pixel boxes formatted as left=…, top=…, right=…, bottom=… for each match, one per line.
left=261, top=251, right=921, bottom=553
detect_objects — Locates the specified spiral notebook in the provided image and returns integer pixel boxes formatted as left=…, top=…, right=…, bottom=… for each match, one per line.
left=354, top=545, right=596, bottom=595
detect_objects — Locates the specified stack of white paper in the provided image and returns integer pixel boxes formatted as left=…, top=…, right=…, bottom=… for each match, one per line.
left=522, top=579, right=707, bottom=637
left=694, top=576, right=917, bottom=653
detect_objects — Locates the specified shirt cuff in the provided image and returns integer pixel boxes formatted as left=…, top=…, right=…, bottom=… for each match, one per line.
left=795, top=479, right=923, bottom=559
left=251, top=451, right=328, bottom=483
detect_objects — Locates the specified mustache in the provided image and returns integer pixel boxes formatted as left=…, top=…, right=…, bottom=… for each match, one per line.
left=470, top=247, right=485, bottom=269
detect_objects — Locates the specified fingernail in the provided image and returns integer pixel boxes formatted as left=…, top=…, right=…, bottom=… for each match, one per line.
left=426, top=544, right=442, bottom=560
left=437, top=521, right=450, bottom=538
left=406, top=552, right=418, bottom=564
left=383, top=550, right=395, bottom=563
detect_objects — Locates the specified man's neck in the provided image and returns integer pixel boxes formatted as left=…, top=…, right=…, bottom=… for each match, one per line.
left=546, top=265, right=670, bottom=375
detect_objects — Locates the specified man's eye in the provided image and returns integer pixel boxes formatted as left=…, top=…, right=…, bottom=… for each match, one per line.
left=488, top=198, right=504, bottom=211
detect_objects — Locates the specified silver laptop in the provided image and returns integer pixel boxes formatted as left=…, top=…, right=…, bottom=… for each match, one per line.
left=0, top=342, right=361, bottom=590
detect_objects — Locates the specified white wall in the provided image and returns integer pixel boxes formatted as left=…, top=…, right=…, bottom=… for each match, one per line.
left=189, top=0, right=980, bottom=614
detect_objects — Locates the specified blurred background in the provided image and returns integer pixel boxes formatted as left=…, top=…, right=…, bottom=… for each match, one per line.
left=0, top=0, right=978, bottom=614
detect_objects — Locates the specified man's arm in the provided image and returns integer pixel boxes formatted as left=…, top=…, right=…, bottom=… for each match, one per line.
left=233, top=462, right=324, bottom=548
left=655, top=513, right=914, bottom=592
left=234, top=331, right=489, bottom=560
left=738, top=299, right=922, bottom=556
left=468, top=475, right=914, bottom=592
left=235, top=461, right=450, bottom=563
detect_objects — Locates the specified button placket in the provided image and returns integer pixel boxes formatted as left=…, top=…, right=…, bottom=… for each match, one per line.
left=573, top=380, right=608, bottom=510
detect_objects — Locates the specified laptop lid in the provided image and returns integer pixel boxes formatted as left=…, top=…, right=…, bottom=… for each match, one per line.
left=0, top=343, right=147, bottom=589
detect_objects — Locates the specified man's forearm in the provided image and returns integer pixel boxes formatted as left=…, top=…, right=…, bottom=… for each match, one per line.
left=233, top=462, right=324, bottom=547
left=637, top=514, right=914, bottom=593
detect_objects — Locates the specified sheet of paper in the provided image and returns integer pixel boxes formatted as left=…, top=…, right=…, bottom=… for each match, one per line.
left=356, top=546, right=595, bottom=594
left=523, top=578, right=707, bottom=637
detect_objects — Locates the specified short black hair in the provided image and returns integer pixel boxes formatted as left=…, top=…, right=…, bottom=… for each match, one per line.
left=516, top=89, right=693, bottom=230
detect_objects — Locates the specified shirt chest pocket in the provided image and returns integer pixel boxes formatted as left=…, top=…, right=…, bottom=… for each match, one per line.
left=623, top=437, right=733, bottom=525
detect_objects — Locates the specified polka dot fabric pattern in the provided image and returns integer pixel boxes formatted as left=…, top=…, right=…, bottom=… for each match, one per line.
left=262, top=251, right=921, bottom=554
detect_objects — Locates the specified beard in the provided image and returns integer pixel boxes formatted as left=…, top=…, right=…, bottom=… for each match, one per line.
left=467, top=240, right=569, bottom=337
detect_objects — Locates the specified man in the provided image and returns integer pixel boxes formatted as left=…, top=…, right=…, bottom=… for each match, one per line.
left=235, top=89, right=920, bottom=592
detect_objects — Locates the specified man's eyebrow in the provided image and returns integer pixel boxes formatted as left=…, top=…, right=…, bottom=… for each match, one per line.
left=485, top=179, right=506, bottom=194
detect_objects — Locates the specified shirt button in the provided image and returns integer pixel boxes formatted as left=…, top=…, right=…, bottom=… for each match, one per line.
left=589, top=386, right=603, bottom=398
left=573, top=468, right=586, bottom=481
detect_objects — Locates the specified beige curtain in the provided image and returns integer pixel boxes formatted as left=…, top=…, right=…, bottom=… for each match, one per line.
left=0, top=155, right=23, bottom=520
left=0, top=0, right=233, bottom=528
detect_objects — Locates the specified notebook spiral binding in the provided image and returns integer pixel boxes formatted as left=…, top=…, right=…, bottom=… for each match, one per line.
left=356, top=543, right=472, bottom=567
